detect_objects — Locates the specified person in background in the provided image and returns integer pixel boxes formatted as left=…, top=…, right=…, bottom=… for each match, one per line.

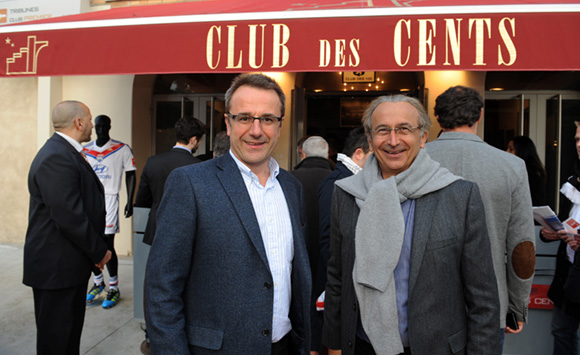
left=212, top=130, right=230, bottom=158
left=507, top=136, right=548, bottom=206
left=312, top=126, right=371, bottom=354
left=427, top=86, right=536, bottom=350
left=291, top=135, right=334, bottom=283
left=135, top=115, right=206, bottom=246
left=540, top=121, right=580, bottom=355
left=24, top=100, right=111, bottom=354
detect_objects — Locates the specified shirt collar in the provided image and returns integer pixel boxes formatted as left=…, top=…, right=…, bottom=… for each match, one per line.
left=173, top=145, right=192, bottom=153
left=337, top=153, right=363, bottom=175
left=56, top=131, right=83, bottom=152
left=229, top=150, right=279, bottom=185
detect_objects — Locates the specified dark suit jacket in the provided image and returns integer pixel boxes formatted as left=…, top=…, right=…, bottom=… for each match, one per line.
left=323, top=180, right=500, bottom=355
left=134, top=147, right=200, bottom=245
left=23, top=133, right=108, bottom=289
left=543, top=239, right=580, bottom=317
left=145, top=153, right=312, bottom=354
left=290, top=156, right=334, bottom=283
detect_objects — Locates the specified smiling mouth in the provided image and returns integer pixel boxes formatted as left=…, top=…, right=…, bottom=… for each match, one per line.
left=384, top=149, right=405, bottom=155
left=245, top=141, right=266, bottom=147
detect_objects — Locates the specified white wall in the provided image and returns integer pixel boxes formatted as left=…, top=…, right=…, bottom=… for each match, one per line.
left=63, top=75, right=136, bottom=256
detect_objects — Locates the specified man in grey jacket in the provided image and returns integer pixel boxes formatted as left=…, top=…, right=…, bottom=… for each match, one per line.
left=323, top=94, right=499, bottom=355
left=427, top=85, right=536, bottom=347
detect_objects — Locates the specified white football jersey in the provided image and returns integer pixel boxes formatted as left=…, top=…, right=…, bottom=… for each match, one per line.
left=83, top=139, right=136, bottom=195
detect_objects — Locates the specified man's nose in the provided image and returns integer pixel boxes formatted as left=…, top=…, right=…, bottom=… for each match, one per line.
left=248, top=118, right=263, bottom=136
left=385, top=129, right=400, bottom=145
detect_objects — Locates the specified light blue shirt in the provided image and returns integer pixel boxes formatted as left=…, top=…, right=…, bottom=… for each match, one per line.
left=230, top=151, right=294, bottom=343
left=394, top=198, right=415, bottom=347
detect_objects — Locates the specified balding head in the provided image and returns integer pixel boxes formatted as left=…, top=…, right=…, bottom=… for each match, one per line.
left=52, top=101, right=89, bottom=131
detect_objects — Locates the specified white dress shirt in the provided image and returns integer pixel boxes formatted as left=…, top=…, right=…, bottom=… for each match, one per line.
left=230, top=151, right=294, bottom=342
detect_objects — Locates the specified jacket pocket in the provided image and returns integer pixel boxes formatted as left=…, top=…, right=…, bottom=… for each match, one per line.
left=425, top=236, right=457, bottom=251
left=186, top=324, right=224, bottom=350
left=448, top=328, right=466, bottom=354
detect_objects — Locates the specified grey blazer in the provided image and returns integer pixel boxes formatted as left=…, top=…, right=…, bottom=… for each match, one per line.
left=145, top=153, right=312, bottom=354
left=427, top=132, right=535, bottom=326
left=323, top=179, right=500, bottom=355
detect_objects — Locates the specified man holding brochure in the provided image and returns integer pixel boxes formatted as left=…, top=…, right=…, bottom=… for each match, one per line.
left=541, top=121, right=580, bottom=355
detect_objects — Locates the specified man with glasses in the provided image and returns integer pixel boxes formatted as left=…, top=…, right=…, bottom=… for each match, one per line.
left=145, top=73, right=311, bottom=354
left=427, top=86, right=535, bottom=352
left=322, top=95, right=500, bottom=354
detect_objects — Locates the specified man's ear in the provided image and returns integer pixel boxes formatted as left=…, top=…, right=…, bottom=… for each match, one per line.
left=225, top=115, right=231, bottom=136
left=420, top=130, right=429, bottom=148
left=352, top=148, right=364, bottom=163
left=189, top=136, right=198, bottom=147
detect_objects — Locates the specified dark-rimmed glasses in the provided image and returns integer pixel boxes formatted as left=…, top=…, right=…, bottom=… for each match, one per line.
left=227, top=113, right=283, bottom=127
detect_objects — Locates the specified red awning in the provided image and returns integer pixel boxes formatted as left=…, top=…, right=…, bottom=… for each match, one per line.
left=1, top=1, right=579, bottom=76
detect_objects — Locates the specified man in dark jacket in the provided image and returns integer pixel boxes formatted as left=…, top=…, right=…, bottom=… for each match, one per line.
left=291, top=135, right=334, bottom=280
left=311, top=127, right=371, bottom=353
left=541, top=120, right=580, bottom=355
left=134, top=115, right=206, bottom=245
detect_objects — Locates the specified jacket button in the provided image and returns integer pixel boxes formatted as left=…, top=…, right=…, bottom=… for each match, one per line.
left=352, top=303, right=357, bottom=310
left=262, top=329, right=270, bottom=336
left=348, top=340, right=353, bottom=348
left=264, top=282, right=272, bottom=290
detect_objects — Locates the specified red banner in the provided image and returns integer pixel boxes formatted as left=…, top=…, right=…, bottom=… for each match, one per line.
left=529, top=284, right=554, bottom=310
left=1, top=6, right=579, bottom=76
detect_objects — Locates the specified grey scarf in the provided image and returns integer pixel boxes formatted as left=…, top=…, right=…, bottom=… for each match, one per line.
left=336, top=149, right=460, bottom=354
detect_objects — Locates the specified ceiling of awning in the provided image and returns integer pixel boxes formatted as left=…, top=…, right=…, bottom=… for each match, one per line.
left=1, top=1, right=579, bottom=76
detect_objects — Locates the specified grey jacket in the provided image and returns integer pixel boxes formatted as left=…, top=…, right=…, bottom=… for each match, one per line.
left=323, top=178, right=500, bottom=355
left=427, top=132, right=535, bottom=326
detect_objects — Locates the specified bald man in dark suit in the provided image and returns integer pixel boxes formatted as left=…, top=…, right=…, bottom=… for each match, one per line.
left=24, top=100, right=111, bottom=355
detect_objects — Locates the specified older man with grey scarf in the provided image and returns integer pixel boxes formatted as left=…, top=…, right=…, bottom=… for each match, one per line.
left=322, top=95, right=500, bottom=355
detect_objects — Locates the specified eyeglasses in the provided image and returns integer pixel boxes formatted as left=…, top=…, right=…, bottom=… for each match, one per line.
left=227, top=113, right=283, bottom=127
left=370, top=125, right=422, bottom=137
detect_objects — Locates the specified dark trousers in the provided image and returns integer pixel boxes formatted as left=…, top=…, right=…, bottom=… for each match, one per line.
left=33, top=283, right=87, bottom=355
left=355, top=337, right=411, bottom=355
left=272, top=332, right=290, bottom=355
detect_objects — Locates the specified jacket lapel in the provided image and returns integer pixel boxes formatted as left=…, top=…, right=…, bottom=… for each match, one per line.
left=216, top=154, right=270, bottom=270
left=408, top=193, right=436, bottom=295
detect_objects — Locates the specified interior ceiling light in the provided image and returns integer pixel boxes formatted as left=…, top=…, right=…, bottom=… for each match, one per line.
left=489, top=88, right=504, bottom=91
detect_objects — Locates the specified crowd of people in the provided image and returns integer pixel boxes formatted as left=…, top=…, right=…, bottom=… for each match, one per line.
left=23, top=74, right=580, bottom=355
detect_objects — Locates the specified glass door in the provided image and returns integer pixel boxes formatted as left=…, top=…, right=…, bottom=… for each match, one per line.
left=483, top=94, right=529, bottom=150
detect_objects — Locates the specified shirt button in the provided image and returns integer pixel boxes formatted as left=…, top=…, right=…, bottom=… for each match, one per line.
left=264, top=282, right=272, bottom=290
left=262, top=329, right=270, bottom=336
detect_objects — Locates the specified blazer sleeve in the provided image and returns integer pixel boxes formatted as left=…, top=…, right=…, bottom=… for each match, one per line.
left=322, top=187, right=345, bottom=350
left=145, top=168, right=197, bottom=354
left=462, top=183, right=501, bottom=354
left=564, top=252, right=580, bottom=303
left=506, top=163, right=536, bottom=322
left=34, top=150, right=107, bottom=263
